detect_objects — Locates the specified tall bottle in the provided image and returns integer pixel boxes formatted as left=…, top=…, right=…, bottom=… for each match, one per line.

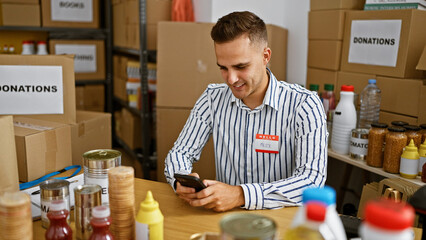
left=135, top=191, right=163, bottom=240
left=322, top=84, right=336, bottom=146
left=45, top=200, right=72, bottom=240
left=331, top=85, right=357, bottom=155
left=89, top=206, right=114, bottom=240
left=359, top=79, right=381, bottom=129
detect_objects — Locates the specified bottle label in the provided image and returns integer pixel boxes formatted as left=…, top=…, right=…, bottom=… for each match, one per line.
left=400, top=157, right=419, bottom=176
left=349, top=137, right=368, bottom=156
left=85, top=177, right=109, bottom=205
left=135, top=221, right=149, bottom=240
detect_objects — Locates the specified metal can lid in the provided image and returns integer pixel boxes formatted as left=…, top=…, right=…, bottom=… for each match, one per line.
left=83, top=149, right=121, bottom=169
left=220, top=213, right=276, bottom=239
left=420, top=124, right=426, bottom=129
left=74, top=185, right=102, bottom=207
left=40, top=179, right=70, bottom=198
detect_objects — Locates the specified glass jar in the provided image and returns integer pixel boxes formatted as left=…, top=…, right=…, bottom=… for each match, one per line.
left=404, top=125, right=421, bottom=148
left=420, top=124, right=426, bottom=144
left=366, top=123, right=388, bottom=167
left=391, top=121, right=408, bottom=127
left=383, top=127, right=407, bottom=174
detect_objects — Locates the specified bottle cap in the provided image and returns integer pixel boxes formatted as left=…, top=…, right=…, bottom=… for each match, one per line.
left=306, top=202, right=326, bottom=222
left=302, top=186, right=336, bottom=206
left=341, top=85, right=354, bottom=92
left=404, top=139, right=418, bottom=153
left=404, top=125, right=421, bottom=131
left=364, top=198, right=414, bottom=230
left=391, top=121, right=408, bottom=127
left=371, top=122, right=388, bottom=128
left=140, top=191, right=159, bottom=211
left=309, top=84, right=319, bottom=91
left=37, top=41, right=47, bottom=45
left=388, top=126, right=405, bottom=133
left=368, top=79, right=376, bottom=84
left=49, top=200, right=66, bottom=211
left=420, top=124, right=426, bottom=129
left=324, top=84, right=334, bottom=91
left=92, top=205, right=110, bottom=218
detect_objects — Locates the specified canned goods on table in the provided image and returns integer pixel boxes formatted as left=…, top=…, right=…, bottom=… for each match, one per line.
left=40, top=179, right=70, bottom=228
left=83, top=149, right=121, bottom=205
left=220, top=213, right=277, bottom=240
left=74, top=184, right=102, bottom=240
left=349, top=128, right=369, bottom=161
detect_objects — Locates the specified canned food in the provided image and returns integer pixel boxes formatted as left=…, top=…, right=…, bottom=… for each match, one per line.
left=220, top=213, right=277, bottom=240
left=83, top=149, right=121, bottom=205
left=40, top=179, right=70, bottom=228
left=349, top=128, right=369, bottom=160
left=74, top=185, right=102, bottom=240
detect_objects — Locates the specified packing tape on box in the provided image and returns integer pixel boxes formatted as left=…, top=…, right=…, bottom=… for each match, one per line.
left=45, top=130, right=57, bottom=173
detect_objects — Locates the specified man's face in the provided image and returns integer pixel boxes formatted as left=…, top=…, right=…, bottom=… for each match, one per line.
left=214, top=34, right=271, bottom=107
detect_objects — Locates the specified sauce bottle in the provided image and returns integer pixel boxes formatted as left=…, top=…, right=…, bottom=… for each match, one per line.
left=399, top=139, right=419, bottom=179
left=45, top=200, right=72, bottom=240
left=89, top=205, right=114, bottom=240
left=135, top=191, right=163, bottom=240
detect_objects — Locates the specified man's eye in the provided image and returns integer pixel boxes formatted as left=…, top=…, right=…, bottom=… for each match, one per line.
left=219, top=67, right=227, bottom=71
left=236, top=66, right=245, bottom=70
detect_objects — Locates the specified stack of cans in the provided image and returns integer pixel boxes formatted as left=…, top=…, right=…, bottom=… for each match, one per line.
left=0, top=192, right=32, bottom=240
left=108, top=166, right=135, bottom=240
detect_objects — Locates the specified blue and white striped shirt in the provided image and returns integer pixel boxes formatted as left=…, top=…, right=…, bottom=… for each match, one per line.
left=164, top=69, right=328, bottom=210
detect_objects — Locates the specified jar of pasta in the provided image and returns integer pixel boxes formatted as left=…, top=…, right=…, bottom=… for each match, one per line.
left=420, top=124, right=426, bottom=144
left=383, top=127, right=407, bottom=174
left=366, top=123, right=388, bottom=167
left=404, top=125, right=421, bottom=148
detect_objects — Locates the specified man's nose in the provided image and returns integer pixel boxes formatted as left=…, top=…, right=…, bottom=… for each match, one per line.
left=227, top=70, right=238, bottom=85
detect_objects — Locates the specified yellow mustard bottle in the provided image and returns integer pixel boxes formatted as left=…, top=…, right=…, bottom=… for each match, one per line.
left=419, top=139, right=426, bottom=175
left=399, top=139, right=419, bottom=179
left=135, top=191, right=164, bottom=240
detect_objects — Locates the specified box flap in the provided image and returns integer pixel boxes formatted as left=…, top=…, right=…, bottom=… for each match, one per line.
left=13, top=116, right=67, bottom=137
left=416, top=45, right=426, bottom=71
left=0, top=54, right=76, bottom=124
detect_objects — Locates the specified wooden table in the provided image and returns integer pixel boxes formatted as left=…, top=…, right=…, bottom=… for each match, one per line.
left=33, top=178, right=298, bottom=239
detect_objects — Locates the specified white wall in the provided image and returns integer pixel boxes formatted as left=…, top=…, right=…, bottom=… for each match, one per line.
left=193, top=0, right=310, bottom=86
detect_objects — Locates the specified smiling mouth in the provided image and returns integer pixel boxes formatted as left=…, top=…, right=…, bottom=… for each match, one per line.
left=233, top=83, right=245, bottom=90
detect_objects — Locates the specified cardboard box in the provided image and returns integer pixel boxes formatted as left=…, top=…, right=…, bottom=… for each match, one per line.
left=75, top=84, right=105, bottom=112
left=49, top=39, right=105, bottom=81
left=112, top=2, right=126, bottom=48
left=41, top=0, right=99, bottom=28
left=156, top=107, right=216, bottom=182
left=157, top=22, right=288, bottom=108
left=379, top=111, right=418, bottom=125
left=114, top=110, right=122, bottom=139
left=309, top=10, right=346, bottom=40
left=120, top=108, right=141, bottom=149
left=357, top=182, right=379, bottom=218
left=113, top=76, right=127, bottom=102
left=0, top=116, right=19, bottom=193
left=0, top=3, right=40, bottom=27
left=14, top=117, right=72, bottom=182
left=310, top=0, right=365, bottom=10
left=341, top=10, right=426, bottom=78
left=306, top=68, right=339, bottom=95
left=113, top=55, right=128, bottom=79
left=336, top=71, right=376, bottom=101
left=308, top=40, right=343, bottom=71
left=0, top=54, right=76, bottom=124
left=70, top=110, right=111, bottom=165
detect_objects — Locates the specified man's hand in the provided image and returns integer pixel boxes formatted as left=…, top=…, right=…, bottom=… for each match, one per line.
left=175, top=173, right=245, bottom=212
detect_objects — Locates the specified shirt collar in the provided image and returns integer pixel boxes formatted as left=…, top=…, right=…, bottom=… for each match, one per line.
left=230, top=68, right=280, bottom=111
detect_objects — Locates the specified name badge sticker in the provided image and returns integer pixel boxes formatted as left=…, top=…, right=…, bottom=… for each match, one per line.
left=254, top=134, right=279, bottom=154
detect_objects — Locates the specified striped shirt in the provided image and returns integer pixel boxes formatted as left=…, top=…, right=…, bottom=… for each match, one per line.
left=164, top=69, right=328, bottom=210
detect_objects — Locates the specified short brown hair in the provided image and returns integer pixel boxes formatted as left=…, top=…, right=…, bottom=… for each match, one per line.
left=211, top=11, right=267, bottom=45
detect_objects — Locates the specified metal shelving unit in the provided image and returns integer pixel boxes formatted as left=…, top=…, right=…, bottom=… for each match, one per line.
left=111, top=0, right=156, bottom=179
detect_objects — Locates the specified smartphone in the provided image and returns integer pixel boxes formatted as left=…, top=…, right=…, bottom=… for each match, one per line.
left=174, top=173, right=207, bottom=192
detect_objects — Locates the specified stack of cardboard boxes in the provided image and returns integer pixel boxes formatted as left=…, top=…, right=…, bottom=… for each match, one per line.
left=155, top=21, right=288, bottom=182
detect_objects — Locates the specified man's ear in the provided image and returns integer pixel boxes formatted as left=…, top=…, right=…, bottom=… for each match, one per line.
left=263, top=47, right=271, bottom=65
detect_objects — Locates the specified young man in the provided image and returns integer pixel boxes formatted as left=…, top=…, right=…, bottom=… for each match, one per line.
left=164, top=11, right=327, bottom=212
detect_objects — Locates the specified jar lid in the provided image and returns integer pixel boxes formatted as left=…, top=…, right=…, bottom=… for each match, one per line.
left=391, top=121, right=408, bottom=127
left=324, top=84, right=334, bottom=91
left=368, top=79, right=376, bottom=84
left=404, top=125, right=421, bottom=131
left=371, top=122, right=388, bottom=128
left=309, top=84, right=319, bottom=91
left=419, top=124, right=426, bottom=129
left=341, top=85, right=354, bottom=92
left=364, top=199, right=414, bottom=230
left=388, top=126, right=406, bottom=132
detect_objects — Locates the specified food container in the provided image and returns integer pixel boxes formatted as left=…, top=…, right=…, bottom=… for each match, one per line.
left=366, top=123, right=388, bottom=167
left=349, top=128, right=369, bottom=160
left=74, top=184, right=102, bottom=240
left=40, top=179, right=70, bottom=228
left=383, top=127, right=407, bottom=174
left=220, top=213, right=277, bottom=240
left=404, top=125, right=421, bottom=148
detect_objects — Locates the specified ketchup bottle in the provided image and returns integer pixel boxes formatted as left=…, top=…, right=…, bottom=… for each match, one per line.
left=45, top=200, right=72, bottom=240
left=89, top=206, right=114, bottom=240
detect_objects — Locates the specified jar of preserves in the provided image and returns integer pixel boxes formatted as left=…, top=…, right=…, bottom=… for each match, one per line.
left=391, top=121, right=408, bottom=127
left=404, top=125, right=421, bottom=148
left=366, top=123, right=388, bottom=167
left=383, top=127, right=407, bottom=174
left=420, top=124, right=426, bottom=144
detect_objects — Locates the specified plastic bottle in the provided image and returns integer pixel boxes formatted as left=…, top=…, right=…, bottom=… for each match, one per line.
left=89, top=206, right=114, bottom=240
left=135, top=191, right=163, bottom=240
left=21, top=41, right=34, bottom=55
left=418, top=139, right=426, bottom=176
left=399, top=139, right=420, bottom=179
left=45, top=200, right=72, bottom=240
left=359, top=198, right=415, bottom=240
left=331, top=85, right=357, bottom=155
left=321, top=84, right=336, bottom=146
left=309, top=84, right=320, bottom=94
left=359, top=79, right=381, bottom=129
left=291, top=186, right=346, bottom=240
left=37, top=41, right=48, bottom=55
left=8, top=45, right=15, bottom=54
left=286, top=202, right=336, bottom=240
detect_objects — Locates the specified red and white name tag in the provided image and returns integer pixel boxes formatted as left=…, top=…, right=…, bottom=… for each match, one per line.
left=254, top=134, right=279, bottom=154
